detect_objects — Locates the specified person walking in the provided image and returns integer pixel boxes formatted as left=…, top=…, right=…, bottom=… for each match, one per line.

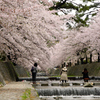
left=82, top=68, right=89, bottom=82
left=31, top=63, right=38, bottom=84
left=60, top=66, right=68, bottom=83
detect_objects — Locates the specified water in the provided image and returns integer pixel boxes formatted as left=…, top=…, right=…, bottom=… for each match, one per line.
left=36, top=86, right=100, bottom=100
left=37, top=87, right=100, bottom=96
left=35, top=80, right=100, bottom=100
left=39, top=96, right=100, bottom=100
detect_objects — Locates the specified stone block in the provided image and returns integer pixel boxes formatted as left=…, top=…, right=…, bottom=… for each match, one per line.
left=51, top=83, right=60, bottom=86
left=93, top=82, right=100, bottom=86
left=73, top=83, right=80, bottom=85
left=41, top=83, right=48, bottom=86
left=60, top=83, right=70, bottom=86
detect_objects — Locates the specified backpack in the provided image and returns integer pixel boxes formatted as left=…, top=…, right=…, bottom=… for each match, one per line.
left=32, top=67, right=37, bottom=73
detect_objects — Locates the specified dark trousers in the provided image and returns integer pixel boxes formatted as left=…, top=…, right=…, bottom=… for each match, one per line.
left=32, top=73, right=36, bottom=83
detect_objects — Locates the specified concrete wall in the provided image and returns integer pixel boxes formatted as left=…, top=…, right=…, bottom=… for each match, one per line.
left=67, top=62, right=100, bottom=76
left=49, top=62, right=100, bottom=77
left=0, top=61, right=29, bottom=85
left=14, top=65, right=30, bottom=77
left=0, top=72, right=5, bottom=85
left=0, top=61, right=17, bottom=84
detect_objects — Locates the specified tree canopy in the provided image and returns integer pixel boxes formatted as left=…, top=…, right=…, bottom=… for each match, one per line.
left=0, top=0, right=100, bottom=71
left=49, top=0, right=100, bottom=28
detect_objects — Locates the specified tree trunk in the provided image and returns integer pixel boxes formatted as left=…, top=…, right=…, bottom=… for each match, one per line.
left=86, top=55, right=88, bottom=64
left=98, top=53, right=100, bottom=62
left=81, top=58, right=84, bottom=64
left=90, top=53, right=92, bottom=63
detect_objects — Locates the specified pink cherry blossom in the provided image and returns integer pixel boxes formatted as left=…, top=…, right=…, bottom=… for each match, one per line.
left=0, top=0, right=100, bottom=72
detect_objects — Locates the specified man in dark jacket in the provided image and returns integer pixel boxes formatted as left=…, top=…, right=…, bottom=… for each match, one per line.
left=31, top=63, right=38, bottom=84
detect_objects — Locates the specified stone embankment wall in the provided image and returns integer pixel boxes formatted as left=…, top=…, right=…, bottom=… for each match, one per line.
left=50, top=62, right=100, bottom=77
left=0, top=61, right=17, bottom=85
left=0, top=61, right=29, bottom=85
left=67, top=62, right=100, bottom=76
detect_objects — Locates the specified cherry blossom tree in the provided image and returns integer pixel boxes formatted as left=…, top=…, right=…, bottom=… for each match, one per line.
left=0, top=0, right=100, bottom=72
left=0, top=0, right=69, bottom=71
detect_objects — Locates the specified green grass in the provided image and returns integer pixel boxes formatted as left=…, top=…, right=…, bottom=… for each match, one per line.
left=49, top=75, right=61, bottom=77
left=0, top=82, right=3, bottom=87
left=21, top=88, right=36, bottom=100
left=48, top=75, right=81, bottom=77
left=21, top=88, right=31, bottom=100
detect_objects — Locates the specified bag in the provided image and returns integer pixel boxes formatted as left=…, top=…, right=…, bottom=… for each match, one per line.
left=32, top=67, right=37, bottom=73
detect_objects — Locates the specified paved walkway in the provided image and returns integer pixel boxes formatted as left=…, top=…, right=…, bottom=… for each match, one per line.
left=0, top=81, right=40, bottom=100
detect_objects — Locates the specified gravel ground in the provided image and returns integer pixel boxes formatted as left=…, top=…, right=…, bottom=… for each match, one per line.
left=0, top=81, right=40, bottom=100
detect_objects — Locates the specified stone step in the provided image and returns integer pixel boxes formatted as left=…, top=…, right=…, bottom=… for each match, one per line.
left=32, top=82, right=100, bottom=87
left=18, top=76, right=100, bottom=81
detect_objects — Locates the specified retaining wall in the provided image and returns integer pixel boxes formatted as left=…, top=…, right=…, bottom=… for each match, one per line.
left=0, top=61, right=29, bottom=85
left=67, top=62, right=100, bottom=76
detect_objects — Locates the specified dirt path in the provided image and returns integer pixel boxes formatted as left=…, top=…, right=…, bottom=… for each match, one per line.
left=0, top=82, right=40, bottom=100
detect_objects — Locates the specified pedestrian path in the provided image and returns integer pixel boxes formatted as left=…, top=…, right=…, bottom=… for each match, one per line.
left=0, top=81, right=40, bottom=100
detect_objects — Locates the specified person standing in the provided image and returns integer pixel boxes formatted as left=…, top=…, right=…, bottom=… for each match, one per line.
left=31, top=63, right=38, bottom=84
left=82, top=68, right=89, bottom=82
left=60, top=66, right=68, bottom=83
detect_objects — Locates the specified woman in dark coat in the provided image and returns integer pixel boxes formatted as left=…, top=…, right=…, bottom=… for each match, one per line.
left=31, top=63, right=38, bottom=84
left=82, top=68, right=89, bottom=82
